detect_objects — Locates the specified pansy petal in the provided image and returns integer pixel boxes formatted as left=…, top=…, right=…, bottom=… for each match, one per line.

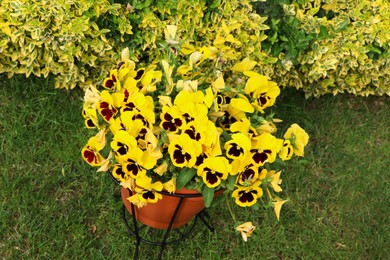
left=273, top=198, right=288, bottom=221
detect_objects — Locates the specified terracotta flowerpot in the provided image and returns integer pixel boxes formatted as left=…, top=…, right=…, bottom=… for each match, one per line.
left=121, top=187, right=223, bottom=230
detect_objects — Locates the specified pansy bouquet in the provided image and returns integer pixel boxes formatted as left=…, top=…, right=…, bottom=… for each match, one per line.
left=81, top=26, right=308, bottom=239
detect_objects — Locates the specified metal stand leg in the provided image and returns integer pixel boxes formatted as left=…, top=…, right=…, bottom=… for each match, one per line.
left=198, top=210, right=215, bottom=232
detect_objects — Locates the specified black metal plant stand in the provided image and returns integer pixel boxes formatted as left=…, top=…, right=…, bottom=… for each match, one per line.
left=107, top=172, right=216, bottom=260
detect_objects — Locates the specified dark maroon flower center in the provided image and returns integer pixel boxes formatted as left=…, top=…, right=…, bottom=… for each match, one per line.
left=116, top=142, right=128, bottom=155
left=173, top=145, right=191, bottom=164
left=251, top=149, right=272, bottom=164
left=162, top=113, right=183, bottom=132
left=184, top=127, right=201, bottom=141
left=228, top=143, right=244, bottom=157
left=125, top=159, right=142, bottom=176
left=123, top=102, right=139, bottom=112
left=99, top=102, right=117, bottom=121
left=258, top=94, right=269, bottom=106
left=83, top=149, right=96, bottom=163
left=238, top=190, right=258, bottom=203
left=182, top=113, right=194, bottom=123
left=113, top=166, right=125, bottom=179
left=86, top=119, right=95, bottom=128
left=219, top=112, right=237, bottom=129
left=135, top=69, right=145, bottom=80
left=205, top=167, right=223, bottom=185
left=142, top=191, right=155, bottom=200
left=240, top=168, right=255, bottom=183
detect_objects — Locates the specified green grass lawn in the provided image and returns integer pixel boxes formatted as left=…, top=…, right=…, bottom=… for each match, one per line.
left=1, top=75, right=389, bottom=259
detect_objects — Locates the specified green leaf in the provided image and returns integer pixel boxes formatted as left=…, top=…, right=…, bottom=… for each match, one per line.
left=203, top=186, right=215, bottom=208
left=271, top=19, right=280, bottom=31
left=366, top=45, right=382, bottom=55
left=209, top=0, right=222, bottom=9
left=176, top=168, right=196, bottom=190
left=100, top=29, right=111, bottom=34
left=335, top=18, right=349, bottom=33
left=280, top=35, right=288, bottom=42
left=318, top=25, right=328, bottom=39
left=228, top=175, right=236, bottom=190
left=270, top=32, right=278, bottom=45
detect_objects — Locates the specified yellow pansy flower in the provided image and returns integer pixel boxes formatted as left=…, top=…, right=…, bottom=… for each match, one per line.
left=127, top=193, right=147, bottom=208
left=232, top=184, right=263, bottom=207
left=279, top=140, right=294, bottom=160
left=236, top=164, right=260, bottom=186
left=231, top=154, right=252, bottom=176
left=252, top=81, right=280, bottom=113
left=250, top=133, right=281, bottom=166
left=112, top=164, right=129, bottom=182
left=197, top=156, right=231, bottom=188
left=81, top=131, right=106, bottom=167
left=168, top=134, right=202, bottom=168
left=102, top=69, right=120, bottom=91
left=243, top=71, right=269, bottom=94
left=82, top=105, right=98, bottom=129
left=230, top=118, right=258, bottom=138
left=111, top=130, right=137, bottom=157
left=242, top=71, right=281, bottom=113
left=81, top=144, right=104, bottom=167
left=97, top=90, right=124, bottom=122
left=284, top=123, right=309, bottom=156
left=160, top=105, right=186, bottom=133
left=224, top=133, right=251, bottom=161
left=128, top=175, right=163, bottom=206
left=117, top=155, right=146, bottom=180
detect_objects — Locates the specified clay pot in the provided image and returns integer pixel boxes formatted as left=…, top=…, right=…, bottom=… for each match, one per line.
left=121, top=187, right=223, bottom=230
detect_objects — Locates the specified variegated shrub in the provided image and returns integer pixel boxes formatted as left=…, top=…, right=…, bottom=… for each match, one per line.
left=255, top=0, right=390, bottom=97
left=0, top=0, right=133, bottom=89
left=95, top=0, right=275, bottom=88
left=0, top=0, right=274, bottom=90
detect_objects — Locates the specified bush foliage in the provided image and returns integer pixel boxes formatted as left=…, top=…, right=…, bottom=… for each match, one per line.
left=0, top=0, right=272, bottom=89
left=255, top=0, right=390, bottom=97
left=0, top=0, right=389, bottom=96
left=0, top=0, right=132, bottom=89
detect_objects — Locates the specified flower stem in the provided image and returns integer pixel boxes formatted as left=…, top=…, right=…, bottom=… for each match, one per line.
left=226, top=197, right=237, bottom=224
